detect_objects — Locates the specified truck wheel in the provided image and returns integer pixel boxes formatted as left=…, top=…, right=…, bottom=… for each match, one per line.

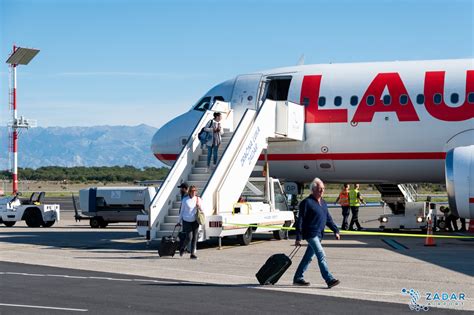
left=24, top=208, right=44, bottom=227
left=90, top=217, right=102, bottom=228
left=42, top=220, right=55, bottom=227
left=273, top=229, right=288, bottom=240
left=99, top=221, right=109, bottom=228
left=237, top=228, right=253, bottom=246
left=3, top=221, right=16, bottom=227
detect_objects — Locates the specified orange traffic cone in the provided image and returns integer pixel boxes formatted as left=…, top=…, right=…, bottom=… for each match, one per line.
left=468, top=219, right=474, bottom=233
left=424, top=218, right=436, bottom=246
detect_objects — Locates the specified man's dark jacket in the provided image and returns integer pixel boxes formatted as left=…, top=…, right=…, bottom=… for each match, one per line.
left=296, top=194, right=339, bottom=241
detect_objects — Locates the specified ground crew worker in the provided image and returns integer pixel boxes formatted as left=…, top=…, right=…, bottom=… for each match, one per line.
left=335, top=184, right=350, bottom=230
left=349, top=184, right=366, bottom=231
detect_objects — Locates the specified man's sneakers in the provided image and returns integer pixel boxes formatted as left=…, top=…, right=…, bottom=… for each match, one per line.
left=293, top=278, right=340, bottom=288
left=190, top=254, right=198, bottom=260
left=293, top=279, right=310, bottom=286
left=327, top=279, right=340, bottom=289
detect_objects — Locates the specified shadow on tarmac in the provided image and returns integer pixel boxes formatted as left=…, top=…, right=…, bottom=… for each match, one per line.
left=0, top=228, right=472, bottom=277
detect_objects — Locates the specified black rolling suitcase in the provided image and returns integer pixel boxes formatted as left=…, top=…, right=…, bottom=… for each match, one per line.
left=256, top=245, right=301, bottom=285
left=158, top=226, right=179, bottom=257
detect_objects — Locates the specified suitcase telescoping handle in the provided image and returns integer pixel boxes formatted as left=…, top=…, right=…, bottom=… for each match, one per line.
left=288, top=244, right=301, bottom=260
left=171, top=225, right=179, bottom=238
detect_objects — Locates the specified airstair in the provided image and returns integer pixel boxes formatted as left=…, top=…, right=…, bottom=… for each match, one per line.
left=375, top=183, right=418, bottom=214
left=139, top=99, right=305, bottom=241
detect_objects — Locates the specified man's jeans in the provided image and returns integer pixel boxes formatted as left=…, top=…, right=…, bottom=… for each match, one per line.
left=294, top=236, right=334, bottom=284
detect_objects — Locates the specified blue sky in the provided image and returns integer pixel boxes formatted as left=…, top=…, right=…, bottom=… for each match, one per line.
left=0, top=0, right=472, bottom=129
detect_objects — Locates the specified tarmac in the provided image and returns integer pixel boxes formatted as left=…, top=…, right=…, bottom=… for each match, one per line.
left=0, top=202, right=472, bottom=313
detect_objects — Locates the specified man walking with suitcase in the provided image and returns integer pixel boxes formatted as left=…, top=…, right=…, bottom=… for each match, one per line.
left=293, top=177, right=341, bottom=288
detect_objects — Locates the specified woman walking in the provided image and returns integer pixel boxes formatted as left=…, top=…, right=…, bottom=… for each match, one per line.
left=176, top=185, right=201, bottom=259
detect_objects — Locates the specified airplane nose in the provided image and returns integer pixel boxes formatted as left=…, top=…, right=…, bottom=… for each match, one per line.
left=151, top=110, right=202, bottom=166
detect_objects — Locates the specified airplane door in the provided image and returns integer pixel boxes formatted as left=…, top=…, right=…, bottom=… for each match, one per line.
left=231, top=74, right=263, bottom=127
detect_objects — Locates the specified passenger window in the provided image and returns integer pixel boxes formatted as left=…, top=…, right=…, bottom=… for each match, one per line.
left=350, top=96, right=358, bottom=106
left=302, top=97, right=310, bottom=106
left=469, top=92, right=474, bottom=103
left=367, top=95, right=375, bottom=106
left=400, top=94, right=408, bottom=105
left=383, top=95, right=391, bottom=106
left=318, top=97, right=326, bottom=107
left=450, top=93, right=459, bottom=104
left=416, top=94, right=424, bottom=104
left=334, top=96, right=342, bottom=106
left=433, top=93, right=442, bottom=105
left=193, top=97, right=212, bottom=111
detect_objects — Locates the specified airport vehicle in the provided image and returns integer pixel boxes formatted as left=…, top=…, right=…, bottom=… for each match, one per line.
left=0, top=192, right=60, bottom=227
left=379, top=202, right=433, bottom=231
left=74, top=187, right=156, bottom=228
left=151, top=59, right=474, bottom=220
left=136, top=177, right=294, bottom=244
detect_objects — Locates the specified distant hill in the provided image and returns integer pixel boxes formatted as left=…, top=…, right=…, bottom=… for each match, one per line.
left=0, top=125, right=164, bottom=169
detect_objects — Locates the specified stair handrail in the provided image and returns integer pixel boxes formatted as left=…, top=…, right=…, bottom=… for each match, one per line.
left=207, top=100, right=277, bottom=215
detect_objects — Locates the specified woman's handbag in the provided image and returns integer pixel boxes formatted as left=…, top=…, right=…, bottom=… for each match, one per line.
left=195, top=197, right=205, bottom=225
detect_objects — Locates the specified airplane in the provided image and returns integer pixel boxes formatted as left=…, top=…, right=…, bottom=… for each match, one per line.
left=151, top=58, right=474, bottom=220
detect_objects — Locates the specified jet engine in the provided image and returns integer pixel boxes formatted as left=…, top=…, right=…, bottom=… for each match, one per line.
left=445, top=145, right=474, bottom=219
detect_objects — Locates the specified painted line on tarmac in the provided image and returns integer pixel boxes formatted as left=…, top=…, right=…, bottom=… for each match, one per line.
left=224, top=223, right=474, bottom=239
left=0, top=303, right=88, bottom=312
left=0, top=271, right=183, bottom=284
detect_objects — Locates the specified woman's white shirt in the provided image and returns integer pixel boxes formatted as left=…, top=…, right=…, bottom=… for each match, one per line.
left=179, top=196, right=200, bottom=222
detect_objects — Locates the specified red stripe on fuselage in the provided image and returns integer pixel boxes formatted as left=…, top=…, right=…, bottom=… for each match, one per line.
left=155, top=152, right=446, bottom=161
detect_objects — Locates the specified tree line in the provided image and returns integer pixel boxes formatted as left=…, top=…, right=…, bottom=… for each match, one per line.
left=0, top=166, right=170, bottom=182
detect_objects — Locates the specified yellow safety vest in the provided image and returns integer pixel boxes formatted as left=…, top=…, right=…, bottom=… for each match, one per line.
left=349, top=189, right=360, bottom=207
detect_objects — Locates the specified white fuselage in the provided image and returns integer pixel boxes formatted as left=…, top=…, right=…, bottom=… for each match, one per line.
left=152, top=59, right=474, bottom=184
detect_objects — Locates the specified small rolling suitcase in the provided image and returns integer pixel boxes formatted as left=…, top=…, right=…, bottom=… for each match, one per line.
left=256, top=245, right=301, bottom=285
left=158, top=226, right=179, bottom=257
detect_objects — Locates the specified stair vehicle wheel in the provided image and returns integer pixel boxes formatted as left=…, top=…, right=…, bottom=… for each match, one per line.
left=90, top=217, right=103, bottom=228
left=24, top=208, right=44, bottom=227
left=3, top=221, right=16, bottom=227
left=237, top=227, right=253, bottom=246
left=42, top=220, right=55, bottom=227
left=99, top=221, right=109, bottom=228
left=273, top=229, right=288, bottom=240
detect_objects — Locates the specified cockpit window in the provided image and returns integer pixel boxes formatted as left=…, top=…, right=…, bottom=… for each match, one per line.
left=193, top=97, right=212, bottom=111
left=213, top=96, right=225, bottom=103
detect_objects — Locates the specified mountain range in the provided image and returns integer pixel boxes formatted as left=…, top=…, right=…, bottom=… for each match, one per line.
left=0, top=125, right=165, bottom=169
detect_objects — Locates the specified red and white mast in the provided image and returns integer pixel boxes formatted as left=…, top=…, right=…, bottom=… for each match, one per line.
left=6, top=45, right=40, bottom=195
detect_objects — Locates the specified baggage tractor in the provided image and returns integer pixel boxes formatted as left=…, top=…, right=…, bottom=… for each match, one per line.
left=256, top=245, right=301, bottom=285
left=158, top=226, right=179, bottom=257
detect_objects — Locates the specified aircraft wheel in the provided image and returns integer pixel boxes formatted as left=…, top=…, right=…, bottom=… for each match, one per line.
left=3, top=221, right=16, bottom=227
left=90, top=217, right=103, bottom=228
left=42, top=220, right=55, bottom=227
left=25, top=208, right=44, bottom=227
left=237, top=228, right=253, bottom=246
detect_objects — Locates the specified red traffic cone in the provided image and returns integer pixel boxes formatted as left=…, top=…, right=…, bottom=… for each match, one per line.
left=424, top=218, right=436, bottom=247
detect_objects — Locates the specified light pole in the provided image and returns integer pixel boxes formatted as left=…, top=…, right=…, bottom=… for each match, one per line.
left=6, top=45, right=39, bottom=194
